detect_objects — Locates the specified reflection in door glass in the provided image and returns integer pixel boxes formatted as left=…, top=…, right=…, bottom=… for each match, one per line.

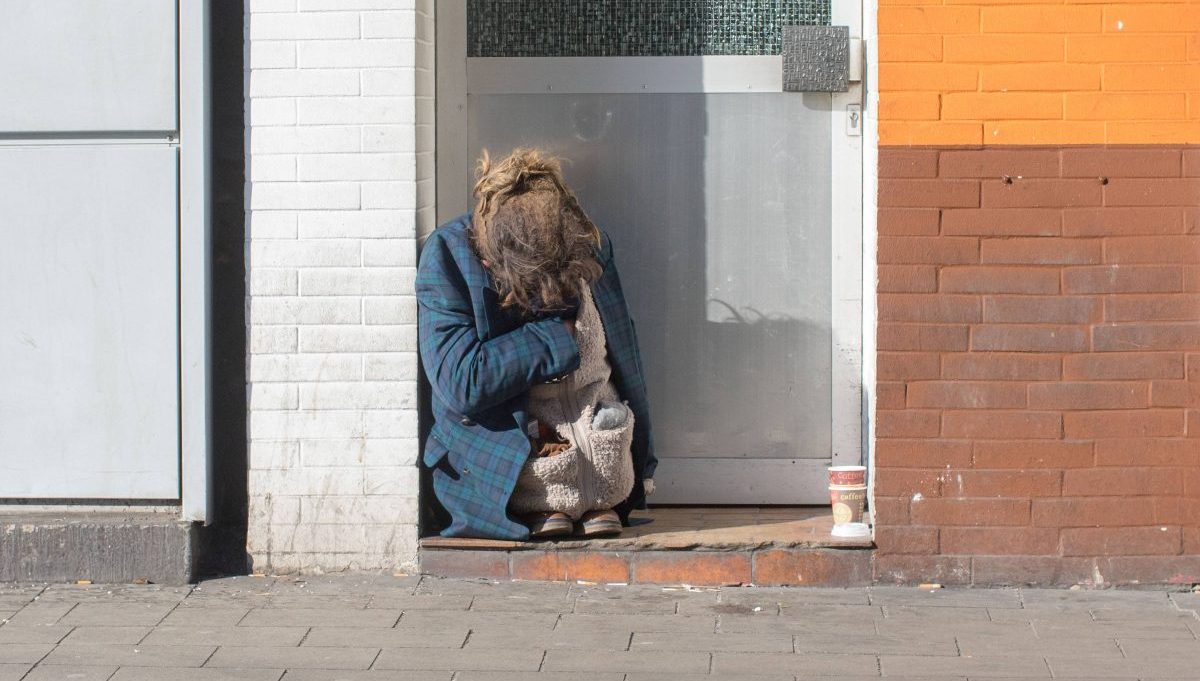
left=468, top=93, right=833, bottom=464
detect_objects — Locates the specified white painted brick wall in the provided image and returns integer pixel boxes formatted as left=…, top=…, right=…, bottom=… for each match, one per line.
left=245, top=0, right=432, bottom=574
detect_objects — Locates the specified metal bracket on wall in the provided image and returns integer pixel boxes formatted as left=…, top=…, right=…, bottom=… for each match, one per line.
left=782, top=25, right=850, bottom=93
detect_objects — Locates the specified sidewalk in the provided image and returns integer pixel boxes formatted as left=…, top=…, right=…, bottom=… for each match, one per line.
left=1, top=575, right=1199, bottom=680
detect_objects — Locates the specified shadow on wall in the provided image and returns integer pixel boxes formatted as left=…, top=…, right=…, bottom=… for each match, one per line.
left=424, top=46, right=838, bottom=531
left=196, top=0, right=249, bottom=577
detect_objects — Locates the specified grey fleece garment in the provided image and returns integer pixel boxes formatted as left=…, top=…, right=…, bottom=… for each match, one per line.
left=509, top=284, right=636, bottom=520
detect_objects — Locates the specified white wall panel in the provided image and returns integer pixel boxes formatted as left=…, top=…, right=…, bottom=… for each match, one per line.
left=0, top=146, right=180, bottom=498
left=0, top=0, right=177, bottom=132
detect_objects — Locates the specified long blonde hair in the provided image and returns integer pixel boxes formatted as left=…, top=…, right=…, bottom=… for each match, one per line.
left=470, top=148, right=602, bottom=314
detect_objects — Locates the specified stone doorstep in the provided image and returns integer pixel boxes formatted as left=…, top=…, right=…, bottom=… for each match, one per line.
left=419, top=507, right=876, bottom=587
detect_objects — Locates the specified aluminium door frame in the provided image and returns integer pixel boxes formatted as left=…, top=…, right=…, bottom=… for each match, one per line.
left=180, top=0, right=212, bottom=524
left=435, top=1, right=865, bottom=498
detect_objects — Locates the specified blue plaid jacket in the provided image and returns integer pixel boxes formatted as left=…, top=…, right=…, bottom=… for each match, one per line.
left=417, top=214, right=657, bottom=540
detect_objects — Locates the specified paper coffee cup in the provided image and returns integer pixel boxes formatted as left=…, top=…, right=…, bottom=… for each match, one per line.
left=828, top=465, right=866, bottom=487
left=828, top=484, right=867, bottom=525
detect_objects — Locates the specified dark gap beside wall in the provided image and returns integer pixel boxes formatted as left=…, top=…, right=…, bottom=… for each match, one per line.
left=197, top=0, right=249, bottom=577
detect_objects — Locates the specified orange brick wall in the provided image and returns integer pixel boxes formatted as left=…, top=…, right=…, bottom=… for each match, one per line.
left=878, top=2, right=1200, bottom=145
left=875, top=2, right=1200, bottom=585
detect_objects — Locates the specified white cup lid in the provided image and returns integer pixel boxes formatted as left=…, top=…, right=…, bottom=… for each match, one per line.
left=831, top=522, right=871, bottom=538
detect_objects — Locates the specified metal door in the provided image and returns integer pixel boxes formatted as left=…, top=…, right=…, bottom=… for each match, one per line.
left=0, top=1, right=210, bottom=512
left=437, top=1, right=863, bottom=504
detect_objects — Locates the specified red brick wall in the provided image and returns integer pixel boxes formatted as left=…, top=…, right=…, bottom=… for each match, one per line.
left=874, top=146, right=1200, bottom=586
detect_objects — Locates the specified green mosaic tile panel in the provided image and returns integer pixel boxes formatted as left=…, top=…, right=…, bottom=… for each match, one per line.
left=467, top=1, right=832, bottom=57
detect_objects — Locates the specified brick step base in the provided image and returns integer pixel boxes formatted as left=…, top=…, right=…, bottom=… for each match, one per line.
left=419, top=546, right=875, bottom=586
left=418, top=507, right=877, bottom=586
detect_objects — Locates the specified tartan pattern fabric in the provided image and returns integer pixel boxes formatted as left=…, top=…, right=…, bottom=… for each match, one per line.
left=416, top=214, right=656, bottom=540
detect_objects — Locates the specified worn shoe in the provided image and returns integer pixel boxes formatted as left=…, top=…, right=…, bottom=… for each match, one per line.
left=577, top=509, right=622, bottom=537
left=525, top=511, right=573, bottom=539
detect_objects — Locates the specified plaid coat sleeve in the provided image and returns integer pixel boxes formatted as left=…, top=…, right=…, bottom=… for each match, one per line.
left=416, top=227, right=581, bottom=417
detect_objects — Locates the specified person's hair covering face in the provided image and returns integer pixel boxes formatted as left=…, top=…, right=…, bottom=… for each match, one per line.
left=470, top=148, right=603, bottom=315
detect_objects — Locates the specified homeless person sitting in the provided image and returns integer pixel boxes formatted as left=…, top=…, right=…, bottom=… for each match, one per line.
left=415, top=148, right=657, bottom=540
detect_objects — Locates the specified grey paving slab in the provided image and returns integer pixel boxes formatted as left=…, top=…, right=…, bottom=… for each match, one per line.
left=22, top=665, right=118, bottom=680
left=467, top=594, right=575, bottom=613
left=160, top=607, right=252, bottom=627
left=1117, top=637, right=1200, bottom=658
left=237, top=608, right=399, bottom=628
left=41, top=644, right=215, bottom=668
left=457, top=674, right=622, bottom=681
left=280, top=671, right=448, bottom=681
left=246, top=595, right=373, bottom=610
left=1047, top=654, right=1200, bottom=678
left=9, top=576, right=1200, bottom=680
left=881, top=654, right=1050, bottom=678
left=776, top=604, right=884, bottom=621
left=0, top=624, right=71, bottom=644
left=1167, top=591, right=1200, bottom=613
left=627, top=675, right=793, bottom=681
left=190, top=577, right=278, bottom=594
left=5, top=603, right=76, bottom=626
left=719, top=611, right=872, bottom=635
left=572, top=585, right=716, bottom=615
left=112, top=667, right=285, bottom=681
left=415, top=578, right=568, bottom=598
left=395, top=610, right=559, bottom=631
left=985, top=608, right=1095, bottom=624
left=1020, top=589, right=1174, bottom=609
left=870, top=587, right=1022, bottom=609
left=1088, top=606, right=1196, bottom=622
left=364, top=595, right=473, bottom=611
left=882, top=606, right=994, bottom=623
left=0, top=664, right=30, bottom=681
left=143, top=626, right=307, bottom=647
left=303, top=626, right=467, bottom=649
left=0, top=587, right=43, bottom=609
left=35, top=585, right=190, bottom=606
left=875, top=619, right=1035, bottom=639
left=555, top=613, right=717, bottom=634
left=630, top=631, right=793, bottom=653
left=265, top=574, right=418, bottom=596
left=956, top=634, right=1122, bottom=658
left=60, top=626, right=151, bottom=645
left=543, top=650, right=710, bottom=674
left=60, top=603, right=175, bottom=627
left=722, top=586, right=872, bottom=606
left=1032, top=619, right=1196, bottom=640
left=205, top=646, right=378, bottom=670
left=0, top=643, right=54, bottom=664
left=714, top=652, right=879, bottom=676
left=572, top=594, right=682, bottom=615
left=372, top=647, right=544, bottom=672
left=794, top=631, right=959, bottom=657
left=464, top=627, right=629, bottom=651
left=36, top=585, right=191, bottom=604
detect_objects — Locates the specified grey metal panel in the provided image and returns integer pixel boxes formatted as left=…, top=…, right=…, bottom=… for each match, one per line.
left=782, top=25, right=850, bottom=92
left=0, top=1, right=178, bottom=132
left=0, top=146, right=180, bottom=499
left=179, top=0, right=212, bottom=522
left=468, top=93, right=833, bottom=472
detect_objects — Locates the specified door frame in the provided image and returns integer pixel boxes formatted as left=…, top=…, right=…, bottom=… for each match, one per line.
left=435, top=0, right=867, bottom=504
left=179, top=0, right=212, bottom=523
